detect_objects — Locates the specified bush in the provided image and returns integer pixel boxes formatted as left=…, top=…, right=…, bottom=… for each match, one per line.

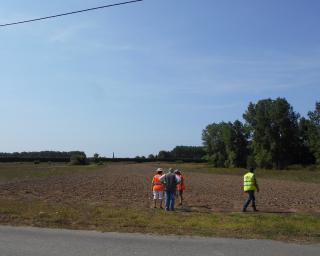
left=70, top=154, right=87, bottom=165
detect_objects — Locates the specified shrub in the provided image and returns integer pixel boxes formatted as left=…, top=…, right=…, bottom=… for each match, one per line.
left=70, top=154, right=87, bottom=165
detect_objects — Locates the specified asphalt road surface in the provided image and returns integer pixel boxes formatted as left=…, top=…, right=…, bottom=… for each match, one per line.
left=0, top=226, right=319, bottom=256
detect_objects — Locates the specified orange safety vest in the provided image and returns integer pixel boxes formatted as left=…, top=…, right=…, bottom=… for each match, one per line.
left=152, top=174, right=164, bottom=191
left=177, top=175, right=185, bottom=191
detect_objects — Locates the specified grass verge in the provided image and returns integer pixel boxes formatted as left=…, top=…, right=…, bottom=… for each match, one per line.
left=0, top=198, right=319, bottom=243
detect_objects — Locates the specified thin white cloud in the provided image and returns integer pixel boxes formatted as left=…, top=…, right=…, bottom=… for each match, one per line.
left=157, top=52, right=320, bottom=95
left=48, top=24, right=92, bottom=43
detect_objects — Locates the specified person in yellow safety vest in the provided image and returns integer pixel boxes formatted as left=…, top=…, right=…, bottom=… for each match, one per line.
left=151, top=168, right=164, bottom=209
left=242, top=167, right=260, bottom=212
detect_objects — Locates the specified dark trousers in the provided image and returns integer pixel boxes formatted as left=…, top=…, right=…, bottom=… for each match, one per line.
left=243, top=190, right=256, bottom=210
left=165, top=191, right=175, bottom=211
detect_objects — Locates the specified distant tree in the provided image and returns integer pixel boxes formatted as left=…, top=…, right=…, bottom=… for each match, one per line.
left=0, top=151, right=86, bottom=162
left=93, top=153, right=100, bottom=163
left=157, top=150, right=172, bottom=160
left=148, top=154, right=156, bottom=160
left=202, top=121, right=248, bottom=167
left=306, top=102, right=320, bottom=164
left=243, top=98, right=300, bottom=169
left=227, top=120, right=249, bottom=168
left=70, top=153, right=87, bottom=165
left=297, top=118, right=316, bottom=165
left=171, top=146, right=205, bottom=160
left=202, top=122, right=229, bottom=167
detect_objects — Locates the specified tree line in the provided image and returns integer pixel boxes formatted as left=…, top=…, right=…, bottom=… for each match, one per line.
left=0, top=151, right=86, bottom=163
left=155, top=146, right=206, bottom=162
left=1, top=98, right=319, bottom=169
left=202, top=98, right=320, bottom=169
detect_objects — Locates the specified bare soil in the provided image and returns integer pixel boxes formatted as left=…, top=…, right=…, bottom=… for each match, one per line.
left=1, top=163, right=319, bottom=213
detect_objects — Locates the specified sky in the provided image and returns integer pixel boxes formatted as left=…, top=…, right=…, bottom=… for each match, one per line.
left=0, top=0, right=319, bottom=157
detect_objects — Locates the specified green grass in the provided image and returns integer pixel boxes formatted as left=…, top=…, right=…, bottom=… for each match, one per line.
left=1, top=162, right=320, bottom=242
left=0, top=163, right=102, bottom=182
left=0, top=199, right=319, bottom=243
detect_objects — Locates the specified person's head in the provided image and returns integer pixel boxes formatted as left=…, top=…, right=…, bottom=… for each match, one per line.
left=249, top=167, right=255, bottom=173
left=156, top=168, right=163, bottom=175
left=168, top=168, right=174, bottom=173
left=174, top=169, right=181, bottom=175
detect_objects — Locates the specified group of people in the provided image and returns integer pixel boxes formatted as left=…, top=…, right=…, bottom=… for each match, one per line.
left=151, top=166, right=260, bottom=212
left=151, top=168, right=185, bottom=211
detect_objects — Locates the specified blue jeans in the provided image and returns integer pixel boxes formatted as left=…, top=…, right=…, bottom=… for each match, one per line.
left=165, top=191, right=175, bottom=211
left=243, top=190, right=256, bottom=210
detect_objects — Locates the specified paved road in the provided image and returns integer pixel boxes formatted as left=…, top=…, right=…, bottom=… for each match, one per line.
left=0, top=226, right=319, bottom=256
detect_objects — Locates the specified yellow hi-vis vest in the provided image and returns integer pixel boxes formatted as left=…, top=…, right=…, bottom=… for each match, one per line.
left=243, top=172, right=256, bottom=192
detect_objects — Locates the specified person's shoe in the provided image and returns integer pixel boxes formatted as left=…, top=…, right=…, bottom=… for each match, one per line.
left=253, top=208, right=259, bottom=212
left=242, top=208, right=247, bottom=212
left=160, top=206, right=163, bottom=209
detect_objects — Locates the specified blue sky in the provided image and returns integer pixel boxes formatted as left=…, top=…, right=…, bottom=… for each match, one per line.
left=0, top=0, right=319, bottom=157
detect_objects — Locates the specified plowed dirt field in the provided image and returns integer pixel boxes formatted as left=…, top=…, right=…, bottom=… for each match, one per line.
left=1, top=163, right=319, bottom=213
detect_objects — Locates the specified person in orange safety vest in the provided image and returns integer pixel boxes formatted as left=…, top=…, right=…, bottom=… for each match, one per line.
left=151, top=168, right=164, bottom=208
left=174, top=170, right=185, bottom=206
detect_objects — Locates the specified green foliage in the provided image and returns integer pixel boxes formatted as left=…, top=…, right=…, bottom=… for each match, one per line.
left=157, top=146, right=205, bottom=161
left=0, top=151, right=86, bottom=163
left=243, top=98, right=300, bottom=169
left=148, top=154, right=156, bottom=160
left=202, top=120, right=248, bottom=168
left=202, top=98, right=320, bottom=169
left=157, top=150, right=172, bottom=160
left=306, top=102, right=320, bottom=164
left=70, top=153, right=87, bottom=165
left=93, top=153, right=100, bottom=163
left=171, top=146, right=206, bottom=160
left=297, top=118, right=316, bottom=165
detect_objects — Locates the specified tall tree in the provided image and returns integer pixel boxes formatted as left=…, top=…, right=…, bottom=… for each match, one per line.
left=202, top=122, right=228, bottom=167
left=243, top=98, right=300, bottom=169
left=202, top=121, right=248, bottom=167
left=306, top=102, right=320, bottom=164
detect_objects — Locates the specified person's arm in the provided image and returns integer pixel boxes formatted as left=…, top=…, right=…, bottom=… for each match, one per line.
left=151, top=177, right=155, bottom=191
left=175, top=174, right=181, bottom=184
left=254, top=176, right=260, bottom=192
left=159, top=174, right=166, bottom=184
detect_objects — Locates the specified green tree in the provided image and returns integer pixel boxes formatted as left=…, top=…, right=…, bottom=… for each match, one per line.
left=148, top=154, right=156, bottom=160
left=70, top=153, right=87, bottom=165
left=202, top=121, right=248, bottom=167
left=171, top=146, right=205, bottom=160
left=202, top=122, right=228, bottom=167
left=93, top=153, right=100, bottom=163
left=306, top=102, right=320, bottom=164
left=157, top=150, right=172, bottom=160
left=243, top=98, right=300, bottom=169
left=297, top=118, right=316, bottom=165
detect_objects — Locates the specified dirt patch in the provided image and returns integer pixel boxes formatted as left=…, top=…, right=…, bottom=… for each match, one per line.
left=0, top=163, right=319, bottom=213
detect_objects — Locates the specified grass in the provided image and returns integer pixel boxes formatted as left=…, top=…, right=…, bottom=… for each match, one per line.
left=0, top=162, right=103, bottom=182
left=0, top=198, right=319, bottom=243
left=1, top=162, right=320, bottom=243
